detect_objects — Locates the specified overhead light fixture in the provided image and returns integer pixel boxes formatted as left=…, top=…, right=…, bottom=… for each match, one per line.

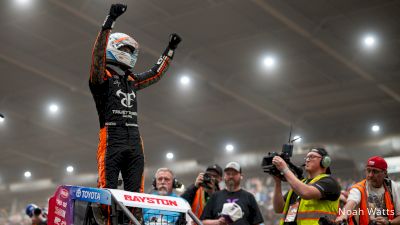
left=225, top=144, right=234, bottom=152
left=0, top=113, right=4, bottom=123
left=16, top=0, right=31, bottom=6
left=24, top=171, right=32, bottom=178
left=166, top=152, right=174, bottom=159
left=49, top=104, right=59, bottom=113
left=263, top=56, right=276, bottom=69
left=362, top=34, right=378, bottom=50
left=371, top=124, right=380, bottom=133
left=180, top=76, right=190, bottom=86
left=364, top=36, right=376, bottom=47
left=66, top=166, right=74, bottom=173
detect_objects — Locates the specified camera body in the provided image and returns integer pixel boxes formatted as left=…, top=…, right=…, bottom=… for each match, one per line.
left=200, top=173, right=213, bottom=188
left=262, top=143, right=303, bottom=181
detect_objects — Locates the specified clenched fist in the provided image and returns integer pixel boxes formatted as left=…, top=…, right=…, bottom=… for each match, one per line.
left=108, top=4, right=127, bottom=20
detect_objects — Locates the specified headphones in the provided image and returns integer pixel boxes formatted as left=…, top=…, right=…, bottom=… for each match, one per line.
left=152, top=177, right=181, bottom=190
left=310, top=148, right=331, bottom=168
left=152, top=168, right=182, bottom=190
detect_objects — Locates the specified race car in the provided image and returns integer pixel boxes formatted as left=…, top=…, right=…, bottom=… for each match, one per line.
left=47, top=185, right=200, bottom=225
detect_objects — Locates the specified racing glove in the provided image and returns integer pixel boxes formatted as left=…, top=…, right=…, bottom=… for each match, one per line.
left=163, top=33, right=182, bottom=59
left=102, top=4, right=127, bottom=30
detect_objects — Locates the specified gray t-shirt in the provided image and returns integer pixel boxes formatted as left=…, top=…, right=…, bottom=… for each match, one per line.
left=347, top=180, right=399, bottom=221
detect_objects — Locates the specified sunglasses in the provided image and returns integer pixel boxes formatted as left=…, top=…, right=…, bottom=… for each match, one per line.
left=304, top=155, right=322, bottom=161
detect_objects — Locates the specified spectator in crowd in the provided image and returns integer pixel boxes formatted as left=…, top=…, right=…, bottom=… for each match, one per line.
left=271, top=148, right=341, bottom=225
left=336, top=156, right=400, bottom=225
left=201, top=162, right=264, bottom=225
left=25, top=204, right=47, bottom=225
left=181, top=164, right=223, bottom=218
left=143, top=168, right=184, bottom=225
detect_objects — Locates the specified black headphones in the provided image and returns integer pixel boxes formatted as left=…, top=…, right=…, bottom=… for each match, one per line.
left=152, top=177, right=181, bottom=190
left=152, top=168, right=182, bottom=190
left=310, top=148, right=331, bottom=168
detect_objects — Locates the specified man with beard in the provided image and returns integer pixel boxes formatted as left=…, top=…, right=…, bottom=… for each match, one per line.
left=335, top=156, right=400, bottom=225
left=143, top=168, right=184, bottom=225
left=272, top=148, right=341, bottom=225
left=181, top=164, right=223, bottom=218
left=200, top=162, right=264, bottom=225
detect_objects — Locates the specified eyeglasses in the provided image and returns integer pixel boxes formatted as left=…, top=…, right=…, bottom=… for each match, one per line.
left=365, top=168, right=383, bottom=175
left=304, top=155, right=322, bottom=161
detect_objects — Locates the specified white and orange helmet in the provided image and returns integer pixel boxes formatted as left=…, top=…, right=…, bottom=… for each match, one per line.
left=106, top=32, right=139, bottom=68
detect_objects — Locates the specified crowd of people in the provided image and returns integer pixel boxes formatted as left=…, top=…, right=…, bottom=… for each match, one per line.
left=1, top=155, right=399, bottom=225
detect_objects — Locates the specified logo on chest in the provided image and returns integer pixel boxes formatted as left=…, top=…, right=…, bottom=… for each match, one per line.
left=116, top=89, right=136, bottom=108
left=226, top=198, right=239, bottom=204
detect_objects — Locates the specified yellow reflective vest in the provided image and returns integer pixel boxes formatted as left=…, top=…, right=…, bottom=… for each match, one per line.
left=279, top=174, right=339, bottom=225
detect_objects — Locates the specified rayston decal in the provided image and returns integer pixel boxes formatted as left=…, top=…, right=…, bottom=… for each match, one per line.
left=124, top=195, right=178, bottom=207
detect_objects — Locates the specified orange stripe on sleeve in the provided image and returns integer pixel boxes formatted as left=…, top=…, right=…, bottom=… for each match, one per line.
left=97, top=127, right=108, bottom=188
left=135, top=57, right=170, bottom=86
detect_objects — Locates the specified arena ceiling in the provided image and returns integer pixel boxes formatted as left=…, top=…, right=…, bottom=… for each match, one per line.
left=1, top=0, right=400, bottom=208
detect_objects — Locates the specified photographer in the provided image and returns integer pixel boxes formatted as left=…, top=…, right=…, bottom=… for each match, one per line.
left=335, top=156, right=400, bottom=225
left=272, top=148, right=341, bottom=225
left=25, top=204, right=47, bottom=225
left=181, top=164, right=223, bottom=218
left=201, top=162, right=264, bottom=225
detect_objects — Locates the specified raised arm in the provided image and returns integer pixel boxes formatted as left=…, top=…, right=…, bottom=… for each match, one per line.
left=130, top=33, right=182, bottom=90
left=89, top=4, right=127, bottom=85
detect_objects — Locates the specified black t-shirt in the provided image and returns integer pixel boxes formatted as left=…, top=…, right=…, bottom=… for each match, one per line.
left=200, top=189, right=264, bottom=225
left=283, top=176, right=341, bottom=225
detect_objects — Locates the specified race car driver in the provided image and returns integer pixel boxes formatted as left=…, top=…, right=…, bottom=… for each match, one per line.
left=89, top=3, right=182, bottom=194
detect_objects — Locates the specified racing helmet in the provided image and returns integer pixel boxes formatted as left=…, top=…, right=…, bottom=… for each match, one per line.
left=25, top=203, right=39, bottom=217
left=106, top=32, right=139, bottom=69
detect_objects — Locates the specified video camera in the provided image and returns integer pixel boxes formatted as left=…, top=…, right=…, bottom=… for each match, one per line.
left=261, top=129, right=304, bottom=181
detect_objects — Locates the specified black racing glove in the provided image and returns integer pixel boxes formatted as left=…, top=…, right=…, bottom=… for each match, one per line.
left=168, top=33, right=182, bottom=50
left=102, top=4, right=127, bottom=30
left=163, top=33, right=182, bottom=59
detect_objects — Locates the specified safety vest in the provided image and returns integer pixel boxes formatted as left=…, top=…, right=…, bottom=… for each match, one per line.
left=280, top=174, right=339, bottom=225
left=191, top=187, right=206, bottom=218
left=348, top=179, right=395, bottom=225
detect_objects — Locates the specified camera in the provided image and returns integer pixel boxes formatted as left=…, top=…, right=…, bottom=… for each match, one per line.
left=261, top=132, right=303, bottom=181
left=200, top=173, right=213, bottom=188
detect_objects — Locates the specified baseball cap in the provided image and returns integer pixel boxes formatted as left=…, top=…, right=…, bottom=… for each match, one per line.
left=206, top=164, right=223, bottom=177
left=366, top=156, right=387, bottom=171
left=224, top=162, right=241, bottom=173
left=221, top=202, right=243, bottom=223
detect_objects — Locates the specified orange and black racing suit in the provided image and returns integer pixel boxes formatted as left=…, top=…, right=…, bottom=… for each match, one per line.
left=89, top=28, right=172, bottom=193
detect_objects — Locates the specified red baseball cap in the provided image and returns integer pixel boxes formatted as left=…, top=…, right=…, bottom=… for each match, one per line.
left=366, top=156, right=387, bottom=171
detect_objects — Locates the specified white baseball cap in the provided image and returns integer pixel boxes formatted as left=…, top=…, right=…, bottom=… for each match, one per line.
left=224, top=162, right=241, bottom=173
